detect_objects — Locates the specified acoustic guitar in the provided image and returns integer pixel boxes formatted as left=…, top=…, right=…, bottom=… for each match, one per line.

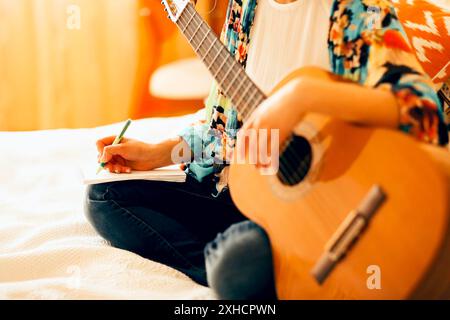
left=162, top=0, right=450, bottom=299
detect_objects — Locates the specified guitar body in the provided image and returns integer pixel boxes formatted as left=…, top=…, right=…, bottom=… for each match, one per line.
left=229, top=68, right=450, bottom=299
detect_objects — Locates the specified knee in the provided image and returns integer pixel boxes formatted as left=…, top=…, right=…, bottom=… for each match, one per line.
left=86, top=183, right=109, bottom=202
left=205, top=221, right=277, bottom=300
left=84, top=183, right=116, bottom=231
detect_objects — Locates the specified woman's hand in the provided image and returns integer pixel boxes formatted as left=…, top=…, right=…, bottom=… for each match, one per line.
left=96, top=136, right=184, bottom=173
left=239, top=80, right=304, bottom=167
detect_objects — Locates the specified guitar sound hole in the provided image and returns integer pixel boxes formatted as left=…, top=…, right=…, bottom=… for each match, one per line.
left=277, top=135, right=312, bottom=186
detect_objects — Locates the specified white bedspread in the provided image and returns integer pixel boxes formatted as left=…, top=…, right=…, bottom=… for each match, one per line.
left=0, top=112, right=215, bottom=300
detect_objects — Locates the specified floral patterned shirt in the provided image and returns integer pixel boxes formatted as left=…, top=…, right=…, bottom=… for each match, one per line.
left=179, top=0, right=448, bottom=195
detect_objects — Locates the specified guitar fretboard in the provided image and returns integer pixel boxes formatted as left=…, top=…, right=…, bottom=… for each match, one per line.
left=176, top=3, right=266, bottom=120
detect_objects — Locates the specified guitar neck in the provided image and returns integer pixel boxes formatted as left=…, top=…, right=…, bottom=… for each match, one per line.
left=176, top=3, right=266, bottom=120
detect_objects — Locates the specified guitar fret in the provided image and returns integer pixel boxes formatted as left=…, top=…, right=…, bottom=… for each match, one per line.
left=213, top=55, right=228, bottom=79
left=194, top=29, right=210, bottom=52
left=204, top=37, right=217, bottom=59
left=229, top=72, right=245, bottom=99
left=181, top=11, right=195, bottom=32
left=235, top=81, right=252, bottom=107
left=188, top=19, right=203, bottom=43
left=208, top=45, right=223, bottom=70
left=222, top=66, right=239, bottom=95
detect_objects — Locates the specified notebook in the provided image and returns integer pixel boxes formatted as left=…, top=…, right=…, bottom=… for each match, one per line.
left=81, top=164, right=186, bottom=185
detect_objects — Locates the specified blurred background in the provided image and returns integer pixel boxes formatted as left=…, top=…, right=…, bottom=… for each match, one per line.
left=0, top=0, right=226, bottom=131
left=1, top=0, right=448, bottom=131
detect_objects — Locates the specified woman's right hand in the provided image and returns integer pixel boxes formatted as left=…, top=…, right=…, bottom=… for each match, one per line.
left=96, top=136, right=178, bottom=173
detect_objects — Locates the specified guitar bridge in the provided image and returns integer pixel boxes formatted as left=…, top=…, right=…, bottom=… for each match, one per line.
left=311, top=185, right=386, bottom=285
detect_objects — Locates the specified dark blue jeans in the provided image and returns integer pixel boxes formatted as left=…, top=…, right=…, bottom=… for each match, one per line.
left=205, top=220, right=277, bottom=299
left=84, top=176, right=276, bottom=299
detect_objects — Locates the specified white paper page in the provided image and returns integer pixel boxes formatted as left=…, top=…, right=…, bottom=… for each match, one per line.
left=81, top=164, right=186, bottom=185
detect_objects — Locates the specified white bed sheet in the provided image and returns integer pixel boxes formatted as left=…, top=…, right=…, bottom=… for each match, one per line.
left=0, top=112, right=215, bottom=299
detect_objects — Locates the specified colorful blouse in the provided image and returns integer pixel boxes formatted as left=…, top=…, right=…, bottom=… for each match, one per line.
left=179, top=0, right=448, bottom=195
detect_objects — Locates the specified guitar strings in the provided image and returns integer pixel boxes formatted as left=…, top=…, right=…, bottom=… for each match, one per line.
left=177, top=5, right=311, bottom=185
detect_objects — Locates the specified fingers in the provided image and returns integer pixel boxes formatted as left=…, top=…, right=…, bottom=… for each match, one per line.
left=104, top=162, right=131, bottom=174
left=101, top=149, right=132, bottom=174
left=100, top=144, right=127, bottom=163
left=238, top=116, right=279, bottom=171
left=96, top=136, right=117, bottom=154
left=96, top=136, right=132, bottom=174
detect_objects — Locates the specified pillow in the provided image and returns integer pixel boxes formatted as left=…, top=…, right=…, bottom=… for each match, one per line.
left=393, top=0, right=450, bottom=87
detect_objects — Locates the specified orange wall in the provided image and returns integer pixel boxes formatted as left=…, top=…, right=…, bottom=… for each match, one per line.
left=0, top=0, right=225, bottom=131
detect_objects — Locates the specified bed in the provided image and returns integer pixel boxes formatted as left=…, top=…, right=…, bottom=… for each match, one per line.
left=0, top=112, right=215, bottom=299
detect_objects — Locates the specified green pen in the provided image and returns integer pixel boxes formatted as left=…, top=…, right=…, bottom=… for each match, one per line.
left=96, top=119, right=132, bottom=174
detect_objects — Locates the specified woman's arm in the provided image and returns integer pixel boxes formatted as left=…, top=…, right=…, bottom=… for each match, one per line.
left=242, top=75, right=399, bottom=149
left=296, top=77, right=399, bottom=128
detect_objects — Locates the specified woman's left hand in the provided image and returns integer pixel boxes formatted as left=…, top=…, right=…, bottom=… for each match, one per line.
left=238, top=81, right=303, bottom=168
